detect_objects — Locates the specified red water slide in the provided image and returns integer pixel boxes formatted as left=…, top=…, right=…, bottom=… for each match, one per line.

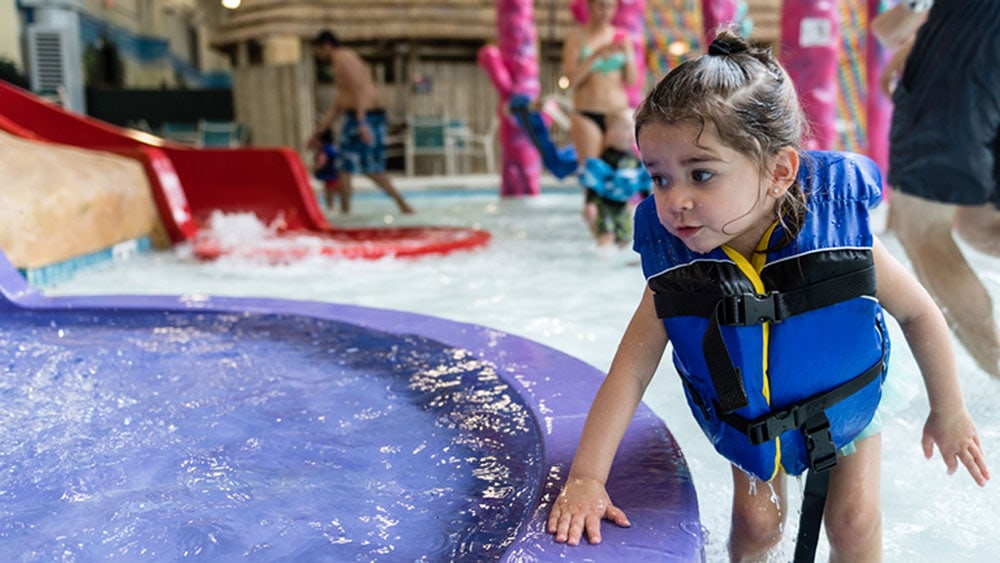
left=0, top=81, right=489, bottom=260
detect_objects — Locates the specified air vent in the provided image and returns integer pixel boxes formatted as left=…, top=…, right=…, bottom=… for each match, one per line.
left=27, top=27, right=68, bottom=93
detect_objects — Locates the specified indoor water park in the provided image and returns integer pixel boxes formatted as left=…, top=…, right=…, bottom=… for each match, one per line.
left=1, top=0, right=998, bottom=561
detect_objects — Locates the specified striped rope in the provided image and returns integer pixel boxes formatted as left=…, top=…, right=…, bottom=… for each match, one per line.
left=835, top=0, right=868, bottom=153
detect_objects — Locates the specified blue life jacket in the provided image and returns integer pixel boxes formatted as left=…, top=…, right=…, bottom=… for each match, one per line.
left=633, top=151, right=890, bottom=481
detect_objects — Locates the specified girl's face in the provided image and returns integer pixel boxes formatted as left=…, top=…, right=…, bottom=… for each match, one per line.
left=638, top=120, right=796, bottom=258
left=589, top=0, right=618, bottom=24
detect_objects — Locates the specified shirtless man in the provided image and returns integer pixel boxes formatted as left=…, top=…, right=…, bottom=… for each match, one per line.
left=308, top=30, right=413, bottom=214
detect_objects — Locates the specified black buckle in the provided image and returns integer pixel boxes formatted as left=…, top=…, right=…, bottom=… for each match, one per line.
left=745, top=410, right=838, bottom=471
left=804, top=415, right=838, bottom=473
left=723, top=292, right=783, bottom=325
left=745, top=406, right=800, bottom=445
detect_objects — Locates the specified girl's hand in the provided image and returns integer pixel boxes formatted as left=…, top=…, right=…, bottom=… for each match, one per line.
left=547, top=476, right=631, bottom=545
left=922, top=408, right=991, bottom=487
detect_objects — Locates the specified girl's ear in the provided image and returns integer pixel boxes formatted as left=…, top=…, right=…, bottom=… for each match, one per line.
left=768, top=147, right=800, bottom=198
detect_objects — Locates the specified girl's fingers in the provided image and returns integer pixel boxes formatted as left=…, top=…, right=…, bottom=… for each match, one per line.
left=606, top=504, right=631, bottom=528
left=547, top=507, right=561, bottom=534
left=584, top=514, right=603, bottom=545
left=566, top=514, right=587, bottom=545
left=962, top=443, right=991, bottom=486
left=921, top=431, right=934, bottom=460
left=549, top=508, right=587, bottom=545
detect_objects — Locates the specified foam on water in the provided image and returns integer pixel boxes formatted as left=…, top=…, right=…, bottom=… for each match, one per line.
left=46, top=188, right=1000, bottom=561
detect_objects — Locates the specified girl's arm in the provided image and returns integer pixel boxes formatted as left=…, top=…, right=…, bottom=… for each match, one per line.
left=548, top=287, right=669, bottom=545
left=872, top=237, right=990, bottom=486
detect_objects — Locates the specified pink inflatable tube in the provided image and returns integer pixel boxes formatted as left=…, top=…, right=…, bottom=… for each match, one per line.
left=570, top=0, right=647, bottom=108
left=478, top=0, right=542, bottom=197
left=780, top=1, right=840, bottom=150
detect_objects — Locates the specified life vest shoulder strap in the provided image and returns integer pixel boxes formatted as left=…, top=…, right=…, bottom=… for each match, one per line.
left=654, top=260, right=877, bottom=325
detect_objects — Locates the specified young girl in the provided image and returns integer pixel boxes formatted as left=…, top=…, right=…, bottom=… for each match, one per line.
left=312, top=128, right=342, bottom=210
left=547, top=30, right=989, bottom=561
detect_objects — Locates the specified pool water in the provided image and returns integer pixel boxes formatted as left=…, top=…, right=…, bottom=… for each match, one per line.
left=0, top=309, right=541, bottom=560
left=46, top=187, right=1000, bottom=561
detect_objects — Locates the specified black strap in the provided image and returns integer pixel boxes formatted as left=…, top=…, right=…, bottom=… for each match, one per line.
left=794, top=468, right=831, bottom=563
left=703, top=300, right=750, bottom=412
left=717, top=353, right=884, bottom=464
left=654, top=264, right=877, bottom=325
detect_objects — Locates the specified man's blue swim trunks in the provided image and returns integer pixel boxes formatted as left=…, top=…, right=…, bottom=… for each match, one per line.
left=338, top=109, right=388, bottom=175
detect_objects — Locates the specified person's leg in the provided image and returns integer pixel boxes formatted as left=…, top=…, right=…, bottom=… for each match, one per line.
left=593, top=201, right=613, bottom=246
left=366, top=173, right=414, bottom=214
left=890, top=190, right=1000, bottom=377
left=336, top=118, right=362, bottom=215
left=611, top=206, right=632, bottom=248
left=728, top=467, right=786, bottom=561
left=361, top=111, right=413, bottom=214
left=338, top=172, right=354, bottom=214
left=955, top=204, right=1000, bottom=256
left=569, top=113, right=604, bottom=162
left=324, top=180, right=337, bottom=209
left=570, top=113, right=604, bottom=233
left=824, top=435, right=882, bottom=562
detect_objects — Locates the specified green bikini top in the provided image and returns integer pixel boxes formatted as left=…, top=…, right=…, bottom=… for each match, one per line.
left=580, top=45, right=627, bottom=74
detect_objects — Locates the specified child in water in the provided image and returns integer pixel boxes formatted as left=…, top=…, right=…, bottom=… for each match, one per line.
left=547, top=30, right=989, bottom=561
left=312, top=128, right=342, bottom=210
left=578, top=108, right=651, bottom=247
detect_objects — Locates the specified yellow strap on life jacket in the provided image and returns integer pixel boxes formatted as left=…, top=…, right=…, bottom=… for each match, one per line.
left=721, top=221, right=782, bottom=480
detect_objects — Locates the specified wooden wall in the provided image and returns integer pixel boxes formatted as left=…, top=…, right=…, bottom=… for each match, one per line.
left=747, top=0, right=784, bottom=46
left=232, top=60, right=314, bottom=153
left=213, top=0, right=576, bottom=47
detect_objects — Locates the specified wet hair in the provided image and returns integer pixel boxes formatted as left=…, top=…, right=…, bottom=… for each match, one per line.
left=634, top=29, right=808, bottom=248
left=312, top=30, right=341, bottom=48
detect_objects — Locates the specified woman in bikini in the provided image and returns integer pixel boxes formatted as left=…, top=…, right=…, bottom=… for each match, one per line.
left=561, top=0, right=638, bottom=236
